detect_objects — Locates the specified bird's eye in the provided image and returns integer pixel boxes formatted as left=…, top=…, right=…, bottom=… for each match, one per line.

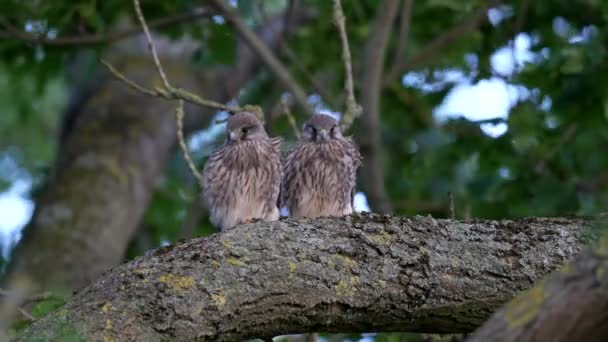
left=241, top=127, right=249, bottom=134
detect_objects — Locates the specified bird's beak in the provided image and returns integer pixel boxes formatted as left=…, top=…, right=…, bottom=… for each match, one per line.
left=229, top=131, right=240, bottom=141
left=318, top=129, right=329, bottom=141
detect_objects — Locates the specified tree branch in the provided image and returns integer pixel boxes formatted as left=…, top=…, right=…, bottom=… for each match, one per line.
left=383, top=0, right=499, bottom=87
left=357, top=0, right=401, bottom=214
left=132, top=0, right=172, bottom=90
left=16, top=215, right=588, bottom=341
left=385, top=0, right=415, bottom=83
left=0, top=10, right=211, bottom=46
left=255, top=0, right=336, bottom=110
left=210, top=0, right=316, bottom=117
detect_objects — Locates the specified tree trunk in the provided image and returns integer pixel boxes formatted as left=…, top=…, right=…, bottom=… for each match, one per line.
left=3, top=11, right=313, bottom=293
left=5, top=42, right=193, bottom=292
left=15, top=215, right=588, bottom=341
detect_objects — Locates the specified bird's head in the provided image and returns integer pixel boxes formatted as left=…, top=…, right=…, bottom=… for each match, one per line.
left=226, top=112, right=268, bottom=143
left=302, top=114, right=342, bottom=143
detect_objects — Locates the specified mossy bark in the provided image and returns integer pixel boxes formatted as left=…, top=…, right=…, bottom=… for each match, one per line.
left=16, top=215, right=588, bottom=341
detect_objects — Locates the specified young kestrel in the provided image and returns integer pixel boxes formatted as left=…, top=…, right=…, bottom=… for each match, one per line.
left=282, top=114, right=362, bottom=219
left=203, top=112, right=282, bottom=231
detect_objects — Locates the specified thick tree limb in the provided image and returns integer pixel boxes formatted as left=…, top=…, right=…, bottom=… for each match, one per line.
left=357, top=0, right=400, bottom=214
left=467, top=233, right=608, bottom=341
left=16, top=215, right=588, bottom=341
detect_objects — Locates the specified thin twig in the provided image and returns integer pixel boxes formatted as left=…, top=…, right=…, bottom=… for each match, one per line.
left=101, top=60, right=240, bottom=113
left=383, top=0, right=499, bottom=87
left=17, top=307, right=35, bottom=321
left=100, top=59, right=158, bottom=96
left=448, top=192, right=455, bottom=219
left=281, top=98, right=301, bottom=139
left=101, top=0, right=243, bottom=191
left=133, top=0, right=172, bottom=91
left=255, top=1, right=336, bottom=109
left=211, top=0, right=316, bottom=117
left=385, top=0, right=415, bottom=82
left=256, top=1, right=334, bottom=106
left=0, top=10, right=211, bottom=46
left=175, top=100, right=205, bottom=188
left=333, top=0, right=363, bottom=132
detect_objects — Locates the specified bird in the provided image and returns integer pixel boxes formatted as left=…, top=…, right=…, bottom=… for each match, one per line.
left=202, top=111, right=282, bottom=231
left=281, top=114, right=362, bottom=219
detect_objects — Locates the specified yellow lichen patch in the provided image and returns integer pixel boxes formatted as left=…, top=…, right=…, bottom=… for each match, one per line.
left=327, top=260, right=335, bottom=270
left=103, top=319, right=114, bottom=342
left=101, top=302, right=113, bottom=313
left=333, top=255, right=358, bottom=269
left=211, top=260, right=221, bottom=268
left=133, top=268, right=149, bottom=276
left=288, top=261, right=298, bottom=278
left=227, top=257, right=247, bottom=266
left=211, top=292, right=227, bottom=308
left=377, top=280, right=387, bottom=288
left=157, top=274, right=195, bottom=291
left=336, top=276, right=360, bottom=297
left=505, top=279, right=546, bottom=328
left=220, top=239, right=233, bottom=249
left=367, top=231, right=395, bottom=246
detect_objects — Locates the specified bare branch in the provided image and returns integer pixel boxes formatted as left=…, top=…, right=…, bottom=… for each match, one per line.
left=211, top=0, right=316, bottom=117
left=133, top=0, right=172, bottom=91
left=0, top=10, right=211, bottom=46
left=448, top=192, right=455, bottom=219
left=255, top=1, right=336, bottom=109
left=101, top=59, right=238, bottom=112
left=175, top=100, right=205, bottom=188
left=385, top=0, right=415, bottom=82
left=100, top=59, right=158, bottom=97
left=333, top=0, right=363, bottom=132
left=383, top=0, right=499, bottom=87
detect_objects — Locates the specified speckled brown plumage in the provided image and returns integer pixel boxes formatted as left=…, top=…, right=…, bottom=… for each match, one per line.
left=282, top=114, right=361, bottom=219
left=203, top=112, right=282, bottom=231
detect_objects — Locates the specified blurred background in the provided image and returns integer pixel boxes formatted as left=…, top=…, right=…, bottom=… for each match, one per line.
left=0, top=0, right=607, bottom=340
